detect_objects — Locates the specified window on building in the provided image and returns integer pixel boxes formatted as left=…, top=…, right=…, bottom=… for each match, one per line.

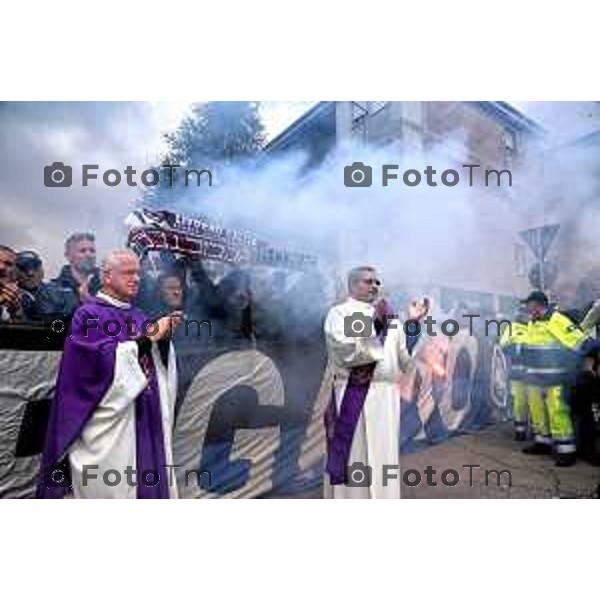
left=366, top=101, right=388, bottom=115
left=351, top=102, right=369, bottom=133
left=351, top=102, right=389, bottom=139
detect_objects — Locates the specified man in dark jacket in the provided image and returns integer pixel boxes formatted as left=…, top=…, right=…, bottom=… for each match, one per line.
left=15, top=251, right=78, bottom=320
left=51, top=232, right=101, bottom=306
left=570, top=343, right=600, bottom=465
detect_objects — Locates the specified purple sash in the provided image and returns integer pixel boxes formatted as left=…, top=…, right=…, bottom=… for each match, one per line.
left=37, top=296, right=171, bottom=499
left=324, top=317, right=388, bottom=485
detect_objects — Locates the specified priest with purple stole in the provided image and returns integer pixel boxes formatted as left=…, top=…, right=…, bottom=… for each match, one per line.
left=37, top=250, right=183, bottom=499
left=323, top=266, right=428, bottom=499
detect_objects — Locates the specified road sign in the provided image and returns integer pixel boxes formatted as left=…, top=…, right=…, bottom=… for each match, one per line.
left=520, top=224, right=560, bottom=260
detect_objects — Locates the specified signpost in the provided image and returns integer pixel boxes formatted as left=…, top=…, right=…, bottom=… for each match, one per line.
left=519, top=224, right=560, bottom=290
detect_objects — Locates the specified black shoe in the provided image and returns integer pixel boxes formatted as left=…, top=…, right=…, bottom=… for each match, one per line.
left=576, top=451, right=600, bottom=466
left=515, top=431, right=527, bottom=442
left=555, top=454, right=576, bottom=467
left=522, top=443, right=552, bottom=455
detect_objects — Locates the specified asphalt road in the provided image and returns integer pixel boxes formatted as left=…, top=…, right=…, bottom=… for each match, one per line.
left=400, top=423, right=600, bottom=499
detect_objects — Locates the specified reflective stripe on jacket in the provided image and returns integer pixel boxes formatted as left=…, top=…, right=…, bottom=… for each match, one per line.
left=500, top=321, right=528, bottom=380
left=521, top=311, right=587, bottom=386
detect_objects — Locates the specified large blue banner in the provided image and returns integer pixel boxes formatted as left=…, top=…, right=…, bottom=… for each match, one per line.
left=0, top=321, right=508, bottom=498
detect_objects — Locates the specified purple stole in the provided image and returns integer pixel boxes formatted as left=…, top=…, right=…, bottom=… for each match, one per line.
left=324, top=319, right=388, bottom=485
left=37, top=296, right=171, bottom=499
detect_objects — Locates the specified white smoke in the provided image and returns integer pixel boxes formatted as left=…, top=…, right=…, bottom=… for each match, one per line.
left=2, top=101, right=599, bottom=314
left=154, top=136, right=527, bottom=307
left=0, top=101, right=186, bottom=275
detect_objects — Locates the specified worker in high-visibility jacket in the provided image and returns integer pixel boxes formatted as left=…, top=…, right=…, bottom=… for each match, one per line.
left=521, top=290, right=590, bottom=467
left=499, top=308, right=530, bottom=441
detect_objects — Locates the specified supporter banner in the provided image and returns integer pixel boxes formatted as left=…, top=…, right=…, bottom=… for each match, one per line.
left=0, top=328, right=508, bottom=498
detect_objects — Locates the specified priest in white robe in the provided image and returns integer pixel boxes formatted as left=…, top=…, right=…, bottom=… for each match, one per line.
left=323, top=266, right=428, bottom=499
left=37, top=250, right=182, bottom=499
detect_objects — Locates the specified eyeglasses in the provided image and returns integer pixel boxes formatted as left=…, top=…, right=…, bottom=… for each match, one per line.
left=362, top=278, right=381, bottom=286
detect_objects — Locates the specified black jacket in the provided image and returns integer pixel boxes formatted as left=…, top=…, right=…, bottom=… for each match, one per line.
left=51, top=265, right=102, bottom=298
left=21, top=281, right=79, bottom=320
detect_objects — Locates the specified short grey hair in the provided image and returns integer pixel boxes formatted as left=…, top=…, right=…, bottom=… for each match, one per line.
left=347, top=265, right=377, bottom=292
left=65, top=232, right=95, bottom=253
left=101, top=249, right=139, bottom=277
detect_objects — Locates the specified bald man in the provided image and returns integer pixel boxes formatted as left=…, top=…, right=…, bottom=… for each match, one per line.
left=38, top=250, right=183, bottom=499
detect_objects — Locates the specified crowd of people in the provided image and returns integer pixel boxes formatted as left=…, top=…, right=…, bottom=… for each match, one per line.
left=0, top=232, right=326, bottom=344
left=1, top=234, right=98, bottom=324
left=4, top=233, right=599, bottom=476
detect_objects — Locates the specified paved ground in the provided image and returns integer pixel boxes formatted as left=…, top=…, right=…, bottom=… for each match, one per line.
left=401, top=423, right=600, bottom=498
left=267, top=424, right=600, bottom=499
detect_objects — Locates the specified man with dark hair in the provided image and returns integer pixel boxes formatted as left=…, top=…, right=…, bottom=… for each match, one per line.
left=0, top=244, right=22, bottom=322
left=152, top=273, right=188, bottom=351
left=15, top=251, right=78, bottom=320
left=570, top=345, right=600, bottom=465
left=157, top=273, right=185, bottom=313
left=52, top=232, right=101, bottom=304
left=217, top=268, right=254, bottom=340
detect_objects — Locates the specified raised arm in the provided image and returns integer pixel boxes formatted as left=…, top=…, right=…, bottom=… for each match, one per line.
left=580, top=300, right=600, bottom=335
left=396, top=321, right=418, bottom=373
left=396, top=297, right=429, bottom=372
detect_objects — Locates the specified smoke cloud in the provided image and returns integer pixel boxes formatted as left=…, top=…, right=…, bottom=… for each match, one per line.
left=1, top=101, right=599, bottom=313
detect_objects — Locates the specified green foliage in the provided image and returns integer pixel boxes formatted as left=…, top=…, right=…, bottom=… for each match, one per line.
left=144, top=102, right=265, bottom=208
left=166, top=101, right=265, bottom=166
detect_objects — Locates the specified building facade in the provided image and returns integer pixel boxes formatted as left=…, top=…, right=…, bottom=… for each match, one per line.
left=266, top=101, right=544, bottom=313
